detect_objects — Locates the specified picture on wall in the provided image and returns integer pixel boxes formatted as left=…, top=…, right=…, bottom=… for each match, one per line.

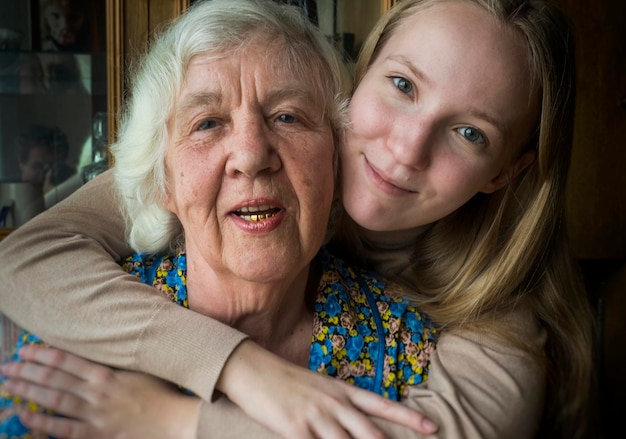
left=31, top=0, right=106, bottom=53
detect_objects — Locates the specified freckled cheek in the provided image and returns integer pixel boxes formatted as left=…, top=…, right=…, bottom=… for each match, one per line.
left=299, top=157, right=334, bottom=204
left=166, top=156, right=202, bottom=209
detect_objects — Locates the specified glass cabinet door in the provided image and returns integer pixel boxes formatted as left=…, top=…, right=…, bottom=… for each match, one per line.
left=0, top=0, right=395, bottom=229
left=0, top=0, right=108, bottom=227
left=289, top=0, right=389, bottom=62
left=318, top=0, right=384, bottom=61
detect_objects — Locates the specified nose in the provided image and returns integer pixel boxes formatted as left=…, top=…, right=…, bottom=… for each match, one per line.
left=385, top=117, right=434, bottom=170
left=225, top=115, right=282, bottom=178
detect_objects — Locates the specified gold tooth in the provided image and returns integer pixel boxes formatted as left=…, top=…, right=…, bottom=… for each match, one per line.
left=246, top=212, right=275, bottom=221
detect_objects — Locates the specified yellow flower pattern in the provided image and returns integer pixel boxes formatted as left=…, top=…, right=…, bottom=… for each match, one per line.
left=310, top=248, right=437, bottom=400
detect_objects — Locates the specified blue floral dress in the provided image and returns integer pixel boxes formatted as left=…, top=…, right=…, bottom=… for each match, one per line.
left=1, top=248, right=437, bottom=437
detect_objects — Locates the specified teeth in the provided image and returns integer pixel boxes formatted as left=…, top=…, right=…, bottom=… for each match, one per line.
left=239, top=205, right=271, bottom=213
left=236, top=205, right=277, bottom=221
left=242, top=212, right=277, bottom=221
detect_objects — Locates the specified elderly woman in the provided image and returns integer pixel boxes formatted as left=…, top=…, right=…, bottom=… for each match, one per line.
left=0, top=1, right=437, bottom=437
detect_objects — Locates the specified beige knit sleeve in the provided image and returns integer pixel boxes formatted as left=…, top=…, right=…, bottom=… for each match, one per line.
left=0, top=170, right=247, bottom=401
left=194, top=308, right=545, bottom=438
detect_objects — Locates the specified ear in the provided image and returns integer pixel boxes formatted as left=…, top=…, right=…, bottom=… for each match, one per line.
left=480, top=150, right=536, bottom=194
left=162, top=193, right=177, bottom=215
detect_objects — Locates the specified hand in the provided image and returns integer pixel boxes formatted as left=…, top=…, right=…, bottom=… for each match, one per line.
left=218, top=341, right=438, bottom=439
left=1, top=345, right=200, bottom=439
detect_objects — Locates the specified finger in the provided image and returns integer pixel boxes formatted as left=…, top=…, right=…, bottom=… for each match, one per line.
left=18, top=345, right=115, bottom=383
left=4, top=378, right=86, bottom=418
left=311, top=392, right=386, bottom=439
left=293, top=403, right=352, bottom=439
left=348, top=386, right=438, bottom=434
left=2, top=361, right=84, bottom=391
left=330, top=404, right=387, bottom=439
left=310, top=417, right=354, bottom=439
left=19, top=407, right=90, bottom=439
left=311, top=408, right=383, bottom=439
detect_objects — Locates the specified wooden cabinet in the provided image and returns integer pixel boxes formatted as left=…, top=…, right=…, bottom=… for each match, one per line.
left=0, top=1, right=108, bottom=226
left=552, top=1, right=626, bottom=435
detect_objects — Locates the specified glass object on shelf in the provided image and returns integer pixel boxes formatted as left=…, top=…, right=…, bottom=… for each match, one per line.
left=82, top=111, right=109, bottom=183
left=0, top=50, right=107, bottom=208
left=278, top=1, right=383, bottom=62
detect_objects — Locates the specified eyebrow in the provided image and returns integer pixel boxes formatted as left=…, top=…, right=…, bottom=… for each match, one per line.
left=263, top=86, right=316, bottom=108
left=387, top=54, right=433, bottom=87
left=177, top=92, right=222, bottom=114
left=178, top=87, right=315, bottom=112
left=386, top=54, right=506, bottom=136
left=466, top=107, right=507, bottom=137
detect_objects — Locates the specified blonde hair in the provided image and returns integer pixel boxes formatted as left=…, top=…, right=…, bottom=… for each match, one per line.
left=342, top=0, right=594, bottom=436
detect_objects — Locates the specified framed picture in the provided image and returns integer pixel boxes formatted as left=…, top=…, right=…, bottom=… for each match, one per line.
left=30, top=0, right=106, bottom=52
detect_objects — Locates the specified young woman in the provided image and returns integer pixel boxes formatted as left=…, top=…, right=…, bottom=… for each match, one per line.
left=0, top=0, right=594, bottom=438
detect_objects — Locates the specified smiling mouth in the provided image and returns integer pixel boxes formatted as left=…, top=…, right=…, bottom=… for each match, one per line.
left=365, top=158, right=417, bottom=195
left=234, top=205, right=281, bottom=221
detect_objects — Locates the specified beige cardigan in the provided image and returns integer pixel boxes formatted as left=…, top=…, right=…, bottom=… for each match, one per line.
left=0, top=171, right=546, bottom=438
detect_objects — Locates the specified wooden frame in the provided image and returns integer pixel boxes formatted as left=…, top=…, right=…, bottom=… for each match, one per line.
left=381, top=0, right=396, bottom=14
left=105, top=0, right=189, bottom=145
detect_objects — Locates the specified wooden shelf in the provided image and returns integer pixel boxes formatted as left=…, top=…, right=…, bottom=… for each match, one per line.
left=0, top=228, right=15, bottom=241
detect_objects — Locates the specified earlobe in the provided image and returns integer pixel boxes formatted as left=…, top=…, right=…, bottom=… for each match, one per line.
left=480, top=150, right=536, bottom=194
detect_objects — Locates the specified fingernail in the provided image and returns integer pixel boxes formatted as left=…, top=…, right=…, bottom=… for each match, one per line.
left=422, top=418, right=438, bottom=433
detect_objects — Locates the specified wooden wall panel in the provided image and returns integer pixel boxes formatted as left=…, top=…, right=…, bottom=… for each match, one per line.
left=554, top=0, right=626, bottom=259
left=106, top=0, right=189, bottom=145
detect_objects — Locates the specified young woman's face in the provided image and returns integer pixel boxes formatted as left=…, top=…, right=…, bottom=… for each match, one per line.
left=341, top=0, right=539, bottom=232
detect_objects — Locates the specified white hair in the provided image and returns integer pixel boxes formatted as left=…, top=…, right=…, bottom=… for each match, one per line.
left=111, top=0, right=351, bottom=253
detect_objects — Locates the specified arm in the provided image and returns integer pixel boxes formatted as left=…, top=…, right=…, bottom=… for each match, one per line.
left=383, top=321, right=546, bottom=438
left=1, top=345, right=435, bottom=439
left=0, top=170, right=247, bottom=401
left=197, top=306, right=546, bottom=439
left=1, top=310, right=542, bottom=438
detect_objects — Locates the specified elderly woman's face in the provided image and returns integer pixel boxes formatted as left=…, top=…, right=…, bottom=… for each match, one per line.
left=164, top=42, right=335, bottom=283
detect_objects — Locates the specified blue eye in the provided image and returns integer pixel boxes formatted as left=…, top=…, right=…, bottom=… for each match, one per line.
left=392, top=76, right=413, bottom=94
left=197, top=120, right=218, bottom=131
left=277, top=114, right=296, bottom=123
left=457, top=127, right=485, bottom=144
